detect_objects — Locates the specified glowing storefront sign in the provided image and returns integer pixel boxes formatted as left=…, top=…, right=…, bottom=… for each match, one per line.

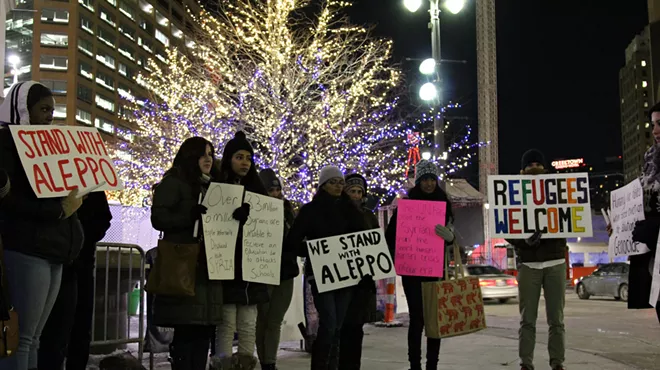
left=551, top=158, right=584, bottom=169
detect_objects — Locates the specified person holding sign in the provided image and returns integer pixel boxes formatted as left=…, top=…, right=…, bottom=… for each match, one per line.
left=285, top=166, right=368, bottom=370
left=255, top=169, right=299, bottom=370
left=506, top=150, right=567, bottom=370
left=0, top=82, right=85, bottom=370
left=625, top=102, right=660, bottom=322
left=150, top=137, right=224, bottom=370
left=339, top=173, right=379, bottom=370
left=211, top=132, right=269, bottom=370
left=384, top=160, right=454, bottom=370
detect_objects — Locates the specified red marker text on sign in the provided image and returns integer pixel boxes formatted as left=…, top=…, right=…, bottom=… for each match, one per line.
left=32, top=157, right=119, bottom=195
left=17, top=129, right=71, bottom=158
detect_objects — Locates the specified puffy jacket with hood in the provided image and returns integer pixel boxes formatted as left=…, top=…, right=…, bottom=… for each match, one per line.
left=0, top=82, right=83, bottom=264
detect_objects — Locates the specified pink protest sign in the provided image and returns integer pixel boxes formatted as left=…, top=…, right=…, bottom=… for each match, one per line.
left=395, top=199, right=446, bottom=277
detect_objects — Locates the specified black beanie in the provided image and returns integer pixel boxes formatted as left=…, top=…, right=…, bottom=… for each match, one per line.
left=222, top=131, right=254, bottom=159
left=259, top=168, right=281, bottom=189
left=521, top=149, right=545, bottom=170
left=345, top=173, right=367, bottom=196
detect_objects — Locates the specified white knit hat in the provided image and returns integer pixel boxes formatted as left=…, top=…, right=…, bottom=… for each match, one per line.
left=414, top=160, right=439, bottom=185
left=318, top=166, right=344, bottom=189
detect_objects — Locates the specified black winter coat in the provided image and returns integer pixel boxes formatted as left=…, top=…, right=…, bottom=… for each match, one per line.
left=629, top=186, right=660, bottom=309
left=286, top=189, right=368, bottom=279
left=279, top=199, right=300, bottom=281
left=385, top=185, right=453, bottom=284
left=75, top=191, right=112, bottom=267
left=222, top=182, right=269, bottom=306
left=0, top=128, right=83, bottom=264
left=151, top=171, right=224, bottom=326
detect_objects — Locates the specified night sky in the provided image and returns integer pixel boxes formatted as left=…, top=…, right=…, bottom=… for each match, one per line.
left=348, top=0, right=649, bottom=177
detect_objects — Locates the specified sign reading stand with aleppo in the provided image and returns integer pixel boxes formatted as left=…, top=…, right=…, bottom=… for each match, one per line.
left=9, top=125, right=123, bottom=198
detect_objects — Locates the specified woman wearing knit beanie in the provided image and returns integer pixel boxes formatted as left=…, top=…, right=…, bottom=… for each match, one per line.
left=285, top=166, right=368, bottom=370
left=385, top=160, right=455, bottom=370
left=211, top=131, right=269, bottom=370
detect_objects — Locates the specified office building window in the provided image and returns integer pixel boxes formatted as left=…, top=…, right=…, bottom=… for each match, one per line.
left=137, top=36, right=153, bottom=53
left=40, top=55, right=68, bottom=71
left=118, top=62, right=134, bottom=79
left=79, top=0, right=94, bottom=12
left=96, top=51, right=115, bottom=69
left=118, top=83, right=134, bottom=99
left=643, top=80, right=648, bottom=88
left=95, top=94, right=115, bottom=112
left=54, top=104, right=67, bottom=119
left=41, top=80, right=67, bottom=94
left=97, top=26, right=115, bottom=47
left=106, top=0, right=117, bottom=7
left=94, top=117, right=114, bottom=133
left=96, top=70, right=115, bottom=91
left=137, top=55, right=147, bottom=68
left=155, top=10, right=168, bottom=26
left=138, top=18, right=153, bottom=33
left=76, top=108, right=92, bottom=124
left=119, top=22, right=135, bottom=40
left=42, top=9, right=69, bottom=24
left=171, top=24, right=183, bottom=39
left=78, top=37, right=94, bottom=56
left=80, top=15, right=94, bottom=34
left=41, top=33, right=69, bottom=48
left=119, top=1, right=135, bottom=20
left=77, top=85, right=93, bottom=103
left=156, top=0, right=168, bottom=11
left=138, top=0, right=153, bottom=14
left=155, top=48, right=166, bottom=63
left=118, top=43, right=135, bottom=61
left=79, top=60, right=93, bottom=79
left=172, top=9, right=183, bottom=24
left=155, top=29, right=169, bottom=46
left=99, top=7, right=116, bottom=27
left=642, top=60, right=647, bottom=67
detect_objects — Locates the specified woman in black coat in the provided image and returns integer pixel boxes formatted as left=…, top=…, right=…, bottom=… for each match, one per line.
left=211, top=132, right=269, bottom=370
left=385, top=160, right=455, bottom=370
left=151, top=136, right=224, bottom=370
left=285, top=166, right=368, bottom=370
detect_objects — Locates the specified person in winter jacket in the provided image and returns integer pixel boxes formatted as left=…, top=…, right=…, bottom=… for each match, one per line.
left=38, top=191, right=112, bottom=370
left=628, top=101, right=660, bottom=322
left=0, top=82, right=84, bottom=370
left=255, top=169, right=299, bottom=370
left=339, top=173, right=379, bottom=370
left=384, top=160, right=454, bottom=370
left=151, top=137, right=224, bottom=370
left=285, top=166, right=368, bottom=370
left=211, top=131, right=269, bottom=370
left=506, top=149, right=567, bottom=370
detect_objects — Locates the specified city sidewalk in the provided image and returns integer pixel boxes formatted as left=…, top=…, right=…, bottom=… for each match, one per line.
left=272, top=323, right=636, bottom=370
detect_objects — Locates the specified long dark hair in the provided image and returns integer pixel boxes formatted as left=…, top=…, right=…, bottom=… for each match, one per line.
left=217, top=150, right=266, bottom=195
left=165, top=137, right=220, bottom=191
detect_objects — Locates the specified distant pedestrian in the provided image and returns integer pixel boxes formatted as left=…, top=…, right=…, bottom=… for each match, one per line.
left=629, top=102, right=660, bottom=322
left=507, top=149, right=566, bottom=370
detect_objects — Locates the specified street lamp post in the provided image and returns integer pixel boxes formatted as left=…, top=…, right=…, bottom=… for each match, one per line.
left=405, top=0, right=464, bottom=165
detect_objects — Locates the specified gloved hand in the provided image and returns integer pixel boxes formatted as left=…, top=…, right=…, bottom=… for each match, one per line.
left=357, top=275, right=377, bottom=293
left=632, top=220, right=660, bottom=250
left=0, top=169, right=9, bottom=199
left=61, top=188, right=83, bottom=219
left=526, top=230, right=543, bottom=247
left=189, top=204, right=208, bottom=221
left=232, top=203, right=251, bottom=223
left=435, top=224, right=455, bottom=243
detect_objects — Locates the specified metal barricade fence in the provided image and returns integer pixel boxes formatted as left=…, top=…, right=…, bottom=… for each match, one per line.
left=91, top=243, right=146, bottom=362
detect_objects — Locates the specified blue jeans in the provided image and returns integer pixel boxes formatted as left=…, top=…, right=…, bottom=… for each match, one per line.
left=310, top=282, right=352, bottom=370
left=0, top=250, right=62, bottom=370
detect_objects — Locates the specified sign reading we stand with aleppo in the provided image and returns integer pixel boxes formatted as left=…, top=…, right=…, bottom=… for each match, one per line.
left=9, top=125, right=123, bottom=198
left=487, top=173, right=593, bottom=239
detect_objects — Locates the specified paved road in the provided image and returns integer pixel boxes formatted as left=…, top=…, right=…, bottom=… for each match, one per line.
left=89, top=292, right=660, bottom=369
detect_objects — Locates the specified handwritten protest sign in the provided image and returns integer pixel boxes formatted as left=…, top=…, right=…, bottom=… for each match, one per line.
left=394, top=199, right=446, bottom=278
left=242, top=191, right=284, bottom=285
left=202, top=182, right=244, bottom=280
left=306, top=229, right=395, bottom=293
left=9, top=125, right=123, bottom=198
left=608, top=179, right=651, bottom=257
left=487, top=173, right=592, bottom=239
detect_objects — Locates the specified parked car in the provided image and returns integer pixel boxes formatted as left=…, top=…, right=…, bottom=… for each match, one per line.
left=575, top=262, right=629, bottom=301
left=464, top=264, right=518, bottom=303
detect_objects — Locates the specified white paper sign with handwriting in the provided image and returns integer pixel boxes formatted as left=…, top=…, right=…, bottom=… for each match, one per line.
left=242, top=191, right=284, bottom=285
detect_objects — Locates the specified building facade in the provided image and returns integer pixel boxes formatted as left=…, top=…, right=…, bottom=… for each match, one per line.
left=4, top=0, right=198, bottom=137
left=619, top=27, right=654, bottom=183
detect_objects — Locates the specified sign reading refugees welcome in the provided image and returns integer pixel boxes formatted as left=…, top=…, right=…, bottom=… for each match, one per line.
left=487, top=173, right=593, bottom=239
left=9, top=125, right=123, bottom=198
